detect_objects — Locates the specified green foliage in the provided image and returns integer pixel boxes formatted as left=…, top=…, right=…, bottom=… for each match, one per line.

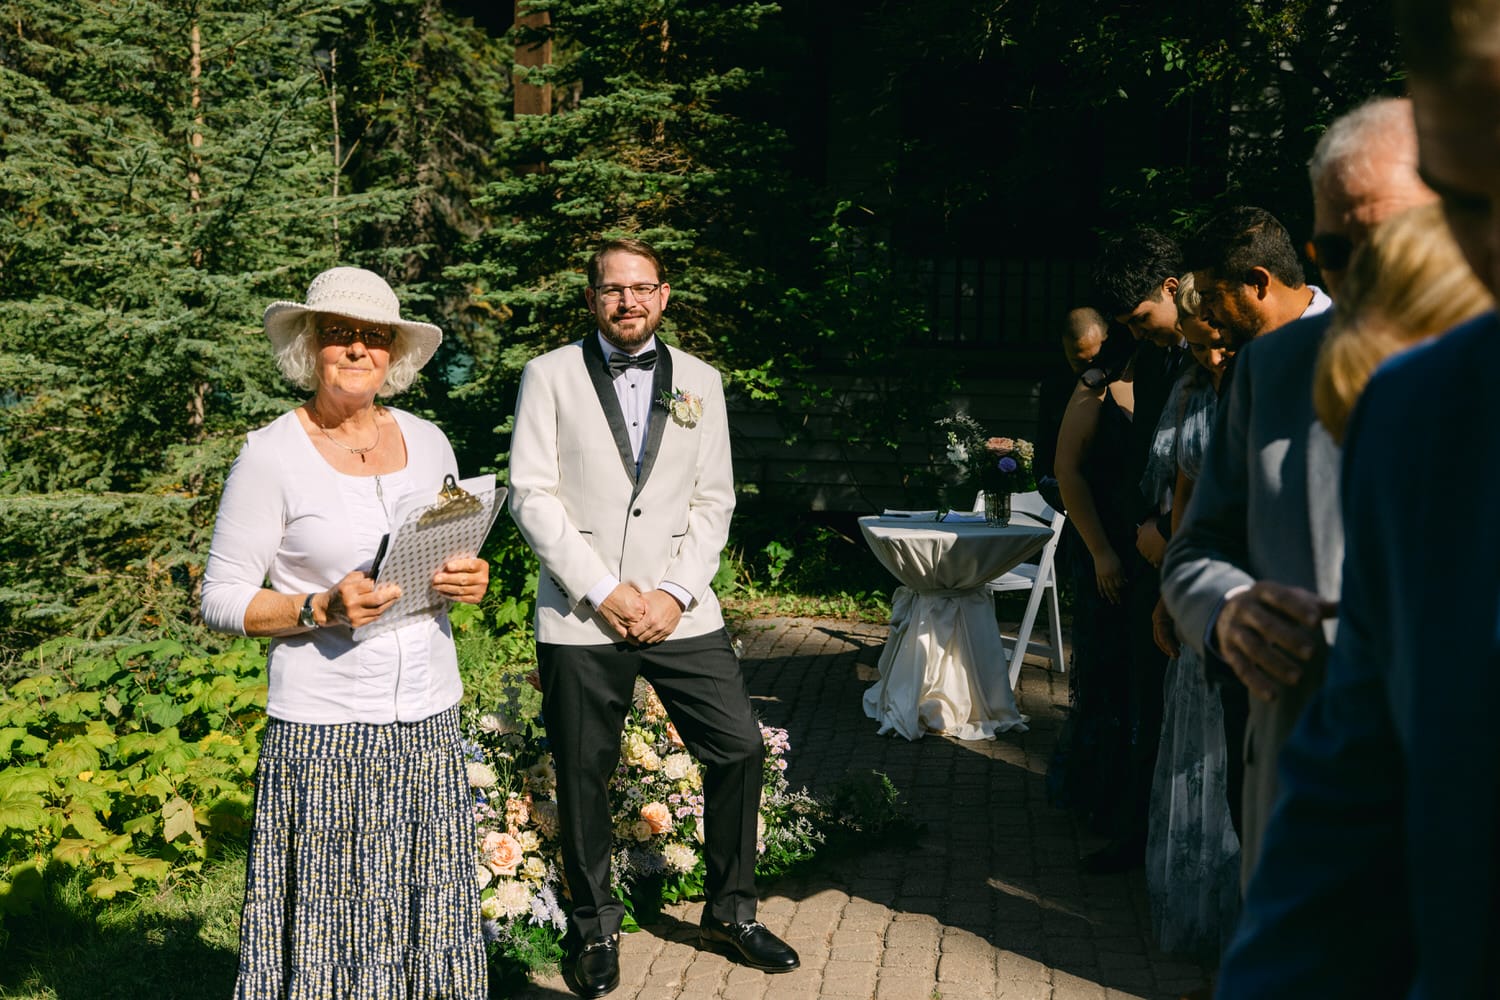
left=858, top=0, right=1401, bottom=242
left=451, top=0, right=806, bottom=469
left=0, top=638, right=267, bottom=929
left=0, top=0, right=514, bottom=649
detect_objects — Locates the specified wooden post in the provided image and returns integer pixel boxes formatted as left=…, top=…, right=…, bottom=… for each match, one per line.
left=514, top=3, right=551, bottom=116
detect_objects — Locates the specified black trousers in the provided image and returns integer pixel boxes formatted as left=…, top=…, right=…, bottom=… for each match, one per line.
left=537, top=628, right=765, bottom=941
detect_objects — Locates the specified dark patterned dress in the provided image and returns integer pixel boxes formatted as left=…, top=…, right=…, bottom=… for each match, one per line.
left=1140, top=370, right=1241, bottom=957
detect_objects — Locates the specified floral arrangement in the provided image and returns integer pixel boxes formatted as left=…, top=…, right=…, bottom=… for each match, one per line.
left=935, top=413, right=1036, bottom=494
left=660, top=387, right=703, bottom=427
left=466, top=675, right=829, bottom=987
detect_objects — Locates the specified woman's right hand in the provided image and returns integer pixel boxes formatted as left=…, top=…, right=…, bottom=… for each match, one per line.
left=1093, top=548, right=1126, bottom=605
left=323, top=570, right=401, bottom=628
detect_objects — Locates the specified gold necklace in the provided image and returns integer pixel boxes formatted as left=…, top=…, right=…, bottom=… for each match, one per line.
left=308, top=402, right=381, bottom=462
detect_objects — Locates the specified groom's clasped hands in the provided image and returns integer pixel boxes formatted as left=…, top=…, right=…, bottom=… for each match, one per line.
left=598, top=583, right=683, bottom=645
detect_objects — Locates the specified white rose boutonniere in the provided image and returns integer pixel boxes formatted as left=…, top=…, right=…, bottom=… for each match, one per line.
left=661, top=387, right=704, bottom=427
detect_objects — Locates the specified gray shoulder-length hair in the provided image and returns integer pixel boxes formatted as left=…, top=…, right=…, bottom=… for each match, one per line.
left=274, top=313, right=426, bottom=397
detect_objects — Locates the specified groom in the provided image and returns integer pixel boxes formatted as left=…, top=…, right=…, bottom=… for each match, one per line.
left=508, top=238, right=798, bottom=998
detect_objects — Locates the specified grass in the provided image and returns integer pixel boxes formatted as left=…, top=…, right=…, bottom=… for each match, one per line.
left=0, top=854, right=246, bottom=1000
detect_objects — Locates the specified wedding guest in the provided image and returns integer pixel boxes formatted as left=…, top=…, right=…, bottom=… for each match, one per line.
left=1063, top=229, right=1188, bottom=875
left=200, top=267, right=489, bottom=998
left=1218, top=1, right=1500, bottom=991
left=1035, top=307, right=1108, bottom=513
left=1162, top=102, right=1431, bottom=886
left=1314, top=202, right=1493, bottom=443
left=1046, top=323, right=1146, bottom=842
left=1139, top=273, right=1240, bottom=960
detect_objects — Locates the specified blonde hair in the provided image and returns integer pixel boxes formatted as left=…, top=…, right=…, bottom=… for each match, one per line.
left=1314, top=203, right=1494, bottom=442
left=274, top=313, right=425, bottom=397
left=1175, top=271, right=1202, bottom=319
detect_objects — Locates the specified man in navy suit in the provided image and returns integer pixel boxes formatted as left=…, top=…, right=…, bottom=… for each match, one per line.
left=1216, top=0, right=1500, bottom=994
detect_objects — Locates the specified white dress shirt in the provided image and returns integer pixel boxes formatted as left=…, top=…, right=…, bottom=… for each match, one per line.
left=584, top=333, right=693, bottom=613
left=200, top=408, right=465, bottom=724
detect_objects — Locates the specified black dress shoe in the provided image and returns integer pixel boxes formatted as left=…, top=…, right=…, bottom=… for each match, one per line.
left=569, top=935, right=620, bottom=998
left=699, top=917, right=800, bottom=972
left=1080, top=837, right=1144, bottom=875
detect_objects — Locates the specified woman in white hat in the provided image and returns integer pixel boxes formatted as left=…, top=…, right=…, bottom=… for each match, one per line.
left=201, top=267, right=488, bottom=998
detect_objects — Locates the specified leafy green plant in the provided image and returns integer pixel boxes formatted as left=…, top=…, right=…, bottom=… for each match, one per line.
left=761, top=540, right=794, bottom=590
left=0, top=637, right=267, bottom=927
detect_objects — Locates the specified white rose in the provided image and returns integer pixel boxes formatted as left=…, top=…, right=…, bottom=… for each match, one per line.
left=474, top=862, right=494, bottom=889
left=516, top=830, right=540, bottom=853
left=662, top=753, right=695, bottom=781
left=687, top=394, right=703, bottom=421
left=480, top=894, right=505, bottom=919
left=632, top=819, right=655, bottom=842
left=522, top=856, right=548, bottom=882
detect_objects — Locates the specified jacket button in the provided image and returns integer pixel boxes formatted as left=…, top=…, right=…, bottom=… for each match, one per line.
left=633, top=508, right=642, bottom=517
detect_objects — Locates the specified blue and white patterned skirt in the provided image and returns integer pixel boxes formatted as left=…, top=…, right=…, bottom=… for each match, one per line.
left=233, top=706, right=486, bottom=999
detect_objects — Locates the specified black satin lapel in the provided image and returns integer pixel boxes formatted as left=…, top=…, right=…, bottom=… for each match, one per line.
left=634, top=346, right=675, bottom=491
left=581, top=335, right=639, bottom=482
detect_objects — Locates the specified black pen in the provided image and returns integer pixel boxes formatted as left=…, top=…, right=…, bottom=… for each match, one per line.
left=370, top=533, right=391, bottom=579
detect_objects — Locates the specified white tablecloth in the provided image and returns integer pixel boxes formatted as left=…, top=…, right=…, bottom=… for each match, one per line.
left=859, top=515, right=1053, bottom=741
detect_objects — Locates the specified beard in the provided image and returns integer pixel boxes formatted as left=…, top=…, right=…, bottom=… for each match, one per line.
left=598, top=306, right=662, bottom=352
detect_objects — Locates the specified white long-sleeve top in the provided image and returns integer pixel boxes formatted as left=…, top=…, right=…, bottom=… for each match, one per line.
left=200, top=408, right=464, bottom=724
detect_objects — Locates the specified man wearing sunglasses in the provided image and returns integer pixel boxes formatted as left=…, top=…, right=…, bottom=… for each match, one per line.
left=1162, top=97, right=1435, bottom=891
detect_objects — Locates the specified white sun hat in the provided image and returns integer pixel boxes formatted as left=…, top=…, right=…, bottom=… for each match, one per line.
left=262, top=266, right=443, bottom=370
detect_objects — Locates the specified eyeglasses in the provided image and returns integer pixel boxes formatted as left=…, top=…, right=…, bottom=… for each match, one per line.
left=593, top=283, right=661, bottom=305
left=318, top=322, right=397, bottom=350
left=1306, top=232, right=1354, bottom=272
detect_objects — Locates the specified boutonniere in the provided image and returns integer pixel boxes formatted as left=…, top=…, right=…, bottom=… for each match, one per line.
left=660, top=387, right=704, bottom=427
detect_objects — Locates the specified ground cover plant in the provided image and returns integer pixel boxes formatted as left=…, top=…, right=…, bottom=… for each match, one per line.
left=0, top=520, right=916, bottom=997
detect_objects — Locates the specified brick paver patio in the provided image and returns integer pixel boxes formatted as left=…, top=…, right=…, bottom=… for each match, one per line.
left=519, top=616, right=1214, bottom=1000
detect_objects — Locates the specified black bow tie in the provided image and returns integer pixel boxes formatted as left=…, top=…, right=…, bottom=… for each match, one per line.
left=608, top=349, right=657, bottom=376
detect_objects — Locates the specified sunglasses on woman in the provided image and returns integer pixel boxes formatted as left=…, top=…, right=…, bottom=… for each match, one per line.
left=318, top=323, right=397, bottom=350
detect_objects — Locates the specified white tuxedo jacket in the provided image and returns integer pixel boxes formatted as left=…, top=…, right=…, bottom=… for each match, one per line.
left=509, top=335, right=733, bottom=645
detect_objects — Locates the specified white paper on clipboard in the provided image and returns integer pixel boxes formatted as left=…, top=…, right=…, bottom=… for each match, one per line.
left=352, top=473, right=507, bottom=641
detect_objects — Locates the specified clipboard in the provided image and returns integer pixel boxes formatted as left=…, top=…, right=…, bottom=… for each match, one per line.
left=352, top=473, right=507, bottom=641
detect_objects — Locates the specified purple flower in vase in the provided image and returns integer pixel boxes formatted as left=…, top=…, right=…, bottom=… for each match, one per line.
left=998, top=456, right=1018, bottom=474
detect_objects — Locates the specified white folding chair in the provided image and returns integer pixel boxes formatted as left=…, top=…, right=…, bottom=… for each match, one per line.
left=976, top=489, right=1068, bottom=689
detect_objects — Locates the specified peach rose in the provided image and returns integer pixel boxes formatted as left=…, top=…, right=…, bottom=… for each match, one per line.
left=481, top=830, right=523, bottom=877
left=985, top=436, right=1015, bottom=455
left=505, top=793, right=531, bottom=832
left=640, top=802, right=674, bottom=835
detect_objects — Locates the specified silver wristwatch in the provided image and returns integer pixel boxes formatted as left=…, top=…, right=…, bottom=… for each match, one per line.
left=299, top=593, right=319, bottom=630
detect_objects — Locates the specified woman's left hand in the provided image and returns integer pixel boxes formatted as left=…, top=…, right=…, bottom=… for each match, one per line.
left=433, top=556, right=489, bottom=604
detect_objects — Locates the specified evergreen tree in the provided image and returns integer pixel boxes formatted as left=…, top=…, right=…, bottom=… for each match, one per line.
left=0, top=0, right=419, bottom=645
left=452, top=0, right=804, bottom=471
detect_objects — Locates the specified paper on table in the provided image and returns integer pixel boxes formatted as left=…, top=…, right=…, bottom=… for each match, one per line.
left=881, top=509, right=940, bottom=519
left=940, top=510, right=986, bottom=523
left=352, top=473, right=507, bottom=641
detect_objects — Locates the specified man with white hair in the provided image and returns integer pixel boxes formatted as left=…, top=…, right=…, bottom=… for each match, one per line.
left=1160, top=96, right=1434, bottom=884
left=1217, top=0, right=1500, bottom=992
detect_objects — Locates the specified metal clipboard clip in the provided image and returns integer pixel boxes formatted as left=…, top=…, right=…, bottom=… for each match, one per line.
left=418, top=473, right=483, bottom=526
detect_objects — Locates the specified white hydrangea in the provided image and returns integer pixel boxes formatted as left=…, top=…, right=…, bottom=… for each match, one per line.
left=465, top=761, right=497, bottom=788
